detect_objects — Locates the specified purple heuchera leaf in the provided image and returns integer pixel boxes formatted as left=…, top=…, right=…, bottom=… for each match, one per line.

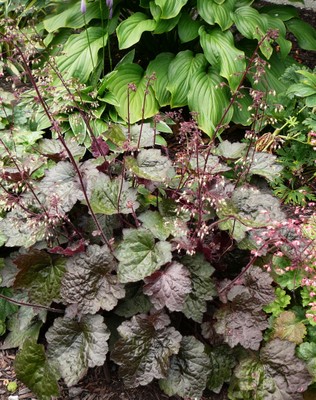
left=111, top=314, right=182, bottom=388
left=91, top=137, right=109, bottom=157
left=143, top=262, right=191, bottom=312
left=61, top=244, right=125, bottom=315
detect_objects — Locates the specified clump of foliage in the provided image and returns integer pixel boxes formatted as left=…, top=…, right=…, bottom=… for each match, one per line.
left=0, top=0, right=316, bottom=399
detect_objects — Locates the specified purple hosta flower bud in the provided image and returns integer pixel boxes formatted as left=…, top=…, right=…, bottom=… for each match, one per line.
left=81, top=0, right=86, bottom=13
left=106, top=0, right=113, bottom=18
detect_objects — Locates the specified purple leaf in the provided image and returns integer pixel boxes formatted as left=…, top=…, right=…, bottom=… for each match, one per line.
left=111, top=314, right=182, bottom=388
left=91, top=136, right=109, bottom=157
left=61, top=244, right=125, bottom=315
left=144, top=262, right=191, bottom=312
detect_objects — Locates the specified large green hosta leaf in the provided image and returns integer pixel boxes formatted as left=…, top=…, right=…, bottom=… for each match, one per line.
left=187, top=68, right=233, bottom=137
left=167, top=50, right=208, bottom=107
left=153, top=0, right=188, bottom=19
left=112, top=313, right=182, bottom=387
left=46, top=314, right=110, bottom=386
left=199, top=26, right=246, bottom=91
left=233, top=6, right=273, bottom=59
left=15, top=339, right=60, bottom=400
left=229, top=339, right=312, bottom=399
left=43, top=0, right=103, bottom=32
left=89, top=175, right=139, bottom=215
left=61, top=245, right=125, bottom=315
left=146, top=52, right=174, bottom=106
left=56, top=27, right=108, bottom=83
left=13, top=250, right=66, bottom=306
left=159, top=336, right=210, bottom=398
left=104, top=64, right=159, bottom=123
left=197, top=0, right=235, bottom=30
left=285, top=18, right=316, bottom=51
left=117, top=12, right=156, bottom=49
left=115, top=228, right=172, bottom=283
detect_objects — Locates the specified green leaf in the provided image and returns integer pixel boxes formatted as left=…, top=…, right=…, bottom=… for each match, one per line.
left=114, top=283, right=152, bottom=318
left=89, top=175, right=139, bottom=215
left=181, top=254, right=216, bottom=323
left=159, top=336, right=210, bottom=398
left=56, top=27, right=108, bottom=83
left=117, top=13, right=156, bottom=49
left=297, top=342, right=316, bottom=382
left=125, top=149, right=175, bottom=182
left=13, top=250, right=66, bottom=306
left=233, top=6, right=273, bottom=59
left=286, top=18, right=316, bottom=51
left=115, top=228, right=172, bottom=283
left=0, top=287, right=18, bottom=321
left=197, top=0, right=235, bottom=30
left=229, top=339, right=311, bottom=400
left=15, top=339, right=60, bottom=400
left=272, top=311, right=306, bottom=344
left=0, top=207, right=46, bottom=248
left=248, top=151, right=283, bottom=182
left=153, top=0, right=188, bottom=19
left=1, top=303, right=44, bottom=350
left=206, top=345, right=236, bottom=393
left=229, top=339, right=312, bottom=399
left=187, top=68, right=233, bottom=137
left=61, top=245, right=125, bottom=314
left=112, top=313, right=182, bottom=387
left=167, top=50, right=208, bottom=107
left=104, top=63, right=159, bottom=123
left=46, top=314, right=110, bottom=386
left=146, top=53, right=174, bottom=106
left=258, top=5, right=299, bottom=21
left=178, top=12, right=201, bottom=43
left=138, top=210, right=187, bottom=241
left=263, top=287, right=291, bottom=317
left=43, top=0, right=102, bottom=32
left=215, top=140, right=247, bottom=159
left=199, top=26, right=246, bottom=91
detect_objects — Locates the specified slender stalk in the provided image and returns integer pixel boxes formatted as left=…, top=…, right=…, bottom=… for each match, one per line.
left=13, top=43, right=112, bottom=249
left=0, top=293, right=64, bottom=314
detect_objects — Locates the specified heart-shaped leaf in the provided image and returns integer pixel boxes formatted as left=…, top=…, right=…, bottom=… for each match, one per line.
left=144, top=262, right=191, bottom=311
left=199, top=27, right=246, bottom=91
left=104, top=63, right=159, bottom=123
left=56, top=27, right=108, bottom=83
left=112, top=314, right=182, bottom=387
left=46, top=314, right=110, bottom=386
left=159, top=336, right=210, bottom=398
left=61, top=244, right=125, bottom=314
left=115, top=228, right=172, bottom=283
left=15, top=339, right=60, bottom=400
left=117, top=13, right=156, bottom=49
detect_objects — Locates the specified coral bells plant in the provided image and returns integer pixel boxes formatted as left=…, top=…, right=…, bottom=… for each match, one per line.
left=0, top=0, right=316, bottom=399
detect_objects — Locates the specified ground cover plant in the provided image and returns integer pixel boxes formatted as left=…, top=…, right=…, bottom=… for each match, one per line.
left=0, top=0, right=316, bottom=399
